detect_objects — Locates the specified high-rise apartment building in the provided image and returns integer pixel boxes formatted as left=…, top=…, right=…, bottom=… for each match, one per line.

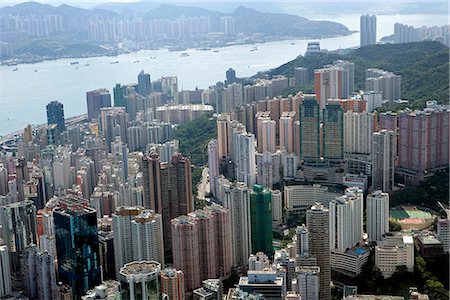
left=344, top=111, right=374, bottom=155
left=217, top=113, right=231, bottom=160
left=333, top=60, right=355, bottom=98
left=23, top=245, right=56, bottom=300
left=142, top=152, right=162, bottom=211
left=256, top=118, right=276, bottom=153
left=53, top=195, right=101, bottom=299
left=234, top=131, right=257, bottom=187
left=366, top=190, right=390, bottom=241
left=99, top=107, right=129, bottom=151
left=171, top=204, right=232, bottom=291
left=297, top=266, right=320, bottom=300
left=250, top=185, right=273, bottom=256
left=365, top=68, right=401, bottom=104
left=207, top=139, right=219, bottom=196
left=160, top=267, right=185, bottom=300
left=279, top=111, right=296, bottom=153
left=46, top=100, right=66, bottom=133
left=86, top=89, right=111, bottom=121
left=306, top=203, right=331, bottom=300
left=397, top=107, right=449, bottom=185
left=0, top=200, right=37, bottom=290
left=372, top=130, right=395, bottom=191
left=294, top=67, right=309, bottom=87
left=314, top=67, right=342, bottom=110
left=360, top=14, right=377, bottom=47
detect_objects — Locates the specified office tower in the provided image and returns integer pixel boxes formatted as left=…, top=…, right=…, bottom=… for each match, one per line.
left=160, top=267, right=185, bottom=300
left=234, top=131, right=257, bottom=187
left=306, top=203, right=330, bottom=300
left=131, top=209, right=165, bottom=266
left=360, top=14, right=377, bottom=47
left=208, top=139, right=219, bottom=196
left=86, top=89, right=111, bottom=121
left=257, top=118, right=276, bottom=153
left=333, top=60, right=355, bottom=97
left=364, top=91, right=383, bottom=112
left=137, top=70, right=152, bottom=96
left=118, top=261, right=162, bottom=300
left=329, top=187, right=364, bottom=251
left=365, top=68, right=401, bottom=104
left=239, top=270, right=284, bottom=300
left=46, top=101, right=66, bottom=133
left=55, top=282, right=72, bottom=300
left=160, top=153, right=193, bottom=262
left=297, top=266, right=320, bottom=300
left=142, top=152, right=162, bottom=211
left=250, top=185, right=273, bottom=256
left=279, top=111, right=295, bottom=153
left=322, top=102, right=344, bottom=160
left=0, top=200, right=37, bottom=290
left=314, top=67, right=342, bottom=110
left=372, top=130, right=395, bottom=191
left=294, top=67, right=308, bottom=87
left=220, top=180, right=252, bottom=268
left=99, top=107, right=129, bottom=152
left=23, top=245, right=56, bottom=300
left=366, top=190, right=390, bottom=241
left=299, top=99, right=320, bottom=160
left=113, top=83, right=125, bottom=107
left=172, top=204, right=232, bottom=291
left=226, top=68, right=237, bottom=85
left=98, top=230, right=115, bottom=280
left=0, top=245, right=12, bottom=297
left=397, top=108, right=449, bottom=185
left=217, top=113, right=231, bottom=160
left=24, top=124, right=33, bottom=142
left=53, top=195, right=101, bottom=299
left=112, top=206, right=144, bottom=276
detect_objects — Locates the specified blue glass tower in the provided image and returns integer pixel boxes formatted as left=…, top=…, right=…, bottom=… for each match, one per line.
left=46, top=101, right=66, bottom=133
left=53, top=195, right=101, bottom=299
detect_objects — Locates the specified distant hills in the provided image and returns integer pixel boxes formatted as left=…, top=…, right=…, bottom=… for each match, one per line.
left=1, top=2, right=352, bottom=38
left=268, top=41, right=449, bottom=106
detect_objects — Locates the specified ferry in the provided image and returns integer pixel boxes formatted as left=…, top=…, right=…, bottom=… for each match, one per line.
left=70, top=61, right=79, bottom=65
left=212, top=50, right=219, bottom=53
left=110, top=61, right=119, bottom=64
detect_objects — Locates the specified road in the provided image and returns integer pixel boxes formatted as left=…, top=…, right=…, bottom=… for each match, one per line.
left=197, top=167, right=210, bottom=200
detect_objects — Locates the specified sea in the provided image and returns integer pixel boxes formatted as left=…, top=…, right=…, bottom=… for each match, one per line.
left=0, top=13, right=447, bottom=135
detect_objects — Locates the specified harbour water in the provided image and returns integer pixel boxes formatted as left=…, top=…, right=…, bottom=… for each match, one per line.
left=0, top=13, right=447, bottom=135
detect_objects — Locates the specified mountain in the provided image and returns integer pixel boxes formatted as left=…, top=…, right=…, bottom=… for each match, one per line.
left=268, top=41, right=449, bottom=106
left=232, top=6, right=350, bottom=38
left=143, top=4, right=222, bottom=19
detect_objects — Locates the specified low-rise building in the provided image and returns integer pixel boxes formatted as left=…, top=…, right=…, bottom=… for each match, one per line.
left=331, top=246, right=370, bottom=277
left=375, top=234, right=414, bottom=278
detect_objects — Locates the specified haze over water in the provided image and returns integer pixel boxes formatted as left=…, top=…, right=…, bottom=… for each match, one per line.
left=0, top=13, right=447, bottom=135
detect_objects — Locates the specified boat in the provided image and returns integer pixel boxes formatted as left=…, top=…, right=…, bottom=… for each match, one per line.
left=110, top=61, right=119, bottom=64
left=70, top=61, right=79, bottom=65
left=84, top=64, right=90, bottom=67
left=133, top=60, right=140, bottom=63
left=12, top=68, right=18, bottom=71
left=250, top=46, right=258, bottom=51
left=290, top=42, right=295, bottom=45
left=34, top=70, right=38, bottom=72
left=196, top=47, right=211, bottom=51
left=180, top=52, right=189, bottom=57
left=168, top=46, right=187, bottom=52
left=212, top=50, right=219, bottom=53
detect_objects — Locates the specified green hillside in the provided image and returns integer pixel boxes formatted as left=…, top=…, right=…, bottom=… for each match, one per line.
left=269, top=41, right=449, bottom=107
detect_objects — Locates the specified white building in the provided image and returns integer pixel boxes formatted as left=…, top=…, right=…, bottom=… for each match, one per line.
left=284, top=184, right=341, bottom=216
left=366, top=191, right=390, bottom=242
left=0, top=245, right=12, bottom=297
left=272, top=190, right=283, bottom=224
left=296, top=266, right=320, bottom=300
left=344, top=111, right=374, bottom=155
left=375, top=234, right=414, bottom=278
left=234, top=132, right=256, bottom=187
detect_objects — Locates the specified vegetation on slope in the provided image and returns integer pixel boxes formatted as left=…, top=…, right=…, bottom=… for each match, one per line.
left=269, top=41, right=449, bottom=107
left=173, top=113, right=217, bottom=167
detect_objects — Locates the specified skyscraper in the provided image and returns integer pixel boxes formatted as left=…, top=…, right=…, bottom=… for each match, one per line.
left=131, top=209, right=165, bottom=266
left=250, top=185, right=273, bottom=256
left=257, top=118, right=276, bottom=153
left=234, top=131, right=257, bottom=187
left=360, top=14, right=377, bottom=47
left=333, top=60, right=355, bottom=98
left=314, top=67, right=342, bottom=110
left=217, top=113, right=231, bottom=160
left=0, top=200, right=37, bottom=291
left=306, top=203, right=330, bottom=300
left=53, top=195, right=101, bottom=299
left=299, top=99, right=320, bottom=160
left=372, top=130, right=395, bottom=191
left=0, top=245, right=12, bottom=297
left=86, top=89, right=111, bottom=121
left=322, top=103, right=344, bottom=160
left=160, top=267, right=185, bottom=300
left=46, top=101, right=66, bottom=133
left=137, top=70, right=152, bottom=96
left=226, top=68, right=236, bottom=85
left=99, top=107, right=129, bottom=152
left=366, top=190, right=390, bottom=241
left=113, top=83, right=125, bottom=107
left=297, top=266, right=320, bottom=300
left=294, top=67, right=309, bottom=87
left=141, top=152, right=162, bottom=211
left=118, top=261, right=162, bottom=300
left=279, top=111, right=296, bottom=153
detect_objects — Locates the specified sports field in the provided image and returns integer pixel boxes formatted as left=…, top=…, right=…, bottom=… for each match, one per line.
left=390, top=206, right=434, bottom=230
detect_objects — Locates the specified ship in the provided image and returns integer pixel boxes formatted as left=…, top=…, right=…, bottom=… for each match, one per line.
left=70, top=61, right=79, bottom=65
